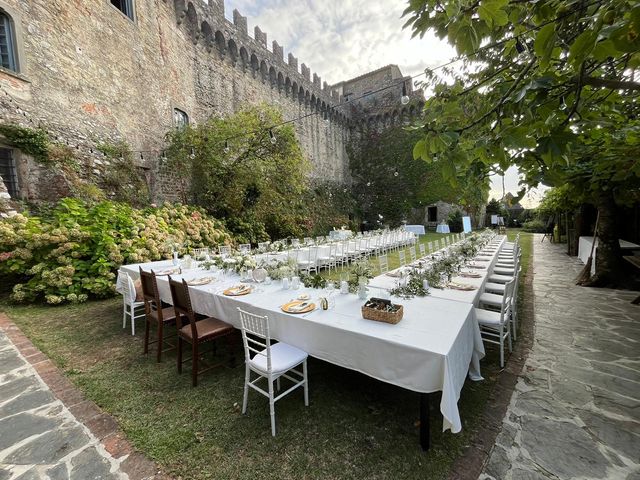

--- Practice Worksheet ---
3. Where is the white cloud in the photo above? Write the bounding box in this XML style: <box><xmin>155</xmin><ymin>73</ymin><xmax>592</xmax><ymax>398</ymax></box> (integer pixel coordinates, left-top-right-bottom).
<box><xmin>223</xmin><ymin>0</ymin><xmax>454</xmax><ymax>85</ymax></box>
<box><xmin>489</xmin><ymin>166</ymin><xmax>548</xmax><ymax>208</ymax></box>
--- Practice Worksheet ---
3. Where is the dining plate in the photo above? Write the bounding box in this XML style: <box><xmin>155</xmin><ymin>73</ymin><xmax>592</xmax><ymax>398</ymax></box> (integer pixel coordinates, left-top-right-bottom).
<box><xmin>459</xmin><ymin>272</ymin><xmax>482</xmax><ymax>278</ymax></box>
<box><xmin>297</xmin><ymin>294</ymin><xmax>311</xmax><ymax>301</ymax></box>
<box><xmin>447</xmin><ymin>282</ymin><xmax>477</xmax><ymax>291</ymax></box>
<box><xmin>188</xmin><ymin>276</ymin><xmax>214</xmax><ymax>286</ymax></box>
<box><xmin>385</xmin><ymin>270</ymin><xmax>405</xmax><ymax>278</ymax></box>
<box><xmin>223</xmin><ymin>285</ymin><xmax>252</xmax><ymax>296</ymax></box>
<box><xmin>155</xmin><ymin>268</ymin><xmax>180</xmax><ymax>276</ymax></box>
<box><xmin>281</xmin><ymin>301</ymin><xmax>315</xmax><ymax>314</ymax></box>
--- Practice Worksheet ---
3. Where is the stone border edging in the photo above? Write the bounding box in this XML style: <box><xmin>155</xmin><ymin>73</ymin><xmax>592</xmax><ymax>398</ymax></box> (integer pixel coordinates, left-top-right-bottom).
<box><xmin>448</xmin><ymin>247</ymin><xmax>536</xmax><ymax>480</ymax></box>
<box><xmin>0</xmin><ymin>313</ymin><xmax>171</xmax><ymax>480</ymax></box>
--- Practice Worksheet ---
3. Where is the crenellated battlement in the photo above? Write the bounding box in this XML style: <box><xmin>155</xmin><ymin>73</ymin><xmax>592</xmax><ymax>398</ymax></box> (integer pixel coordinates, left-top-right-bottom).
<box><xmin>167</xmin><ymin>0</ymin><xmax>349</xmax><ymax>125</ymax></box>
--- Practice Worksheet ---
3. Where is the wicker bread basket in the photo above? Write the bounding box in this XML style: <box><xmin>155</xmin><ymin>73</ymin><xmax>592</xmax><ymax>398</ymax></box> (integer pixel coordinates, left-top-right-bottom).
<box><xmin>361</xmin><ymin>300</ymin><xmax>404</xmax><ymax>324</ymax></box>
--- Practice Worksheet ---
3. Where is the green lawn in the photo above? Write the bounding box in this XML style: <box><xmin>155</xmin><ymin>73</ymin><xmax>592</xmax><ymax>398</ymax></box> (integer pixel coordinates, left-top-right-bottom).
<box><xmin>1</xmin><ymin>230</ymin><xmax>533</xmax><ymax>480</ymax></box>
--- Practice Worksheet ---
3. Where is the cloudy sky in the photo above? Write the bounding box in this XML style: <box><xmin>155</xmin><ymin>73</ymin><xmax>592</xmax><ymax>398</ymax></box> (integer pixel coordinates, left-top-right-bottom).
<box><xmin>222</xmin><ymin>0</ymin><xmax>544</xmax><ymax>207</ymax></box>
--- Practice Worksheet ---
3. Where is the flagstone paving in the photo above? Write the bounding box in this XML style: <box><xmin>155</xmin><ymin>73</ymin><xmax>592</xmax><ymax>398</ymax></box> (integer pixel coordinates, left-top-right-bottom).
<box><xmin>480</xmin><ymin>236</ymin><xmax>640</xmax><ymax>480</ymax></box>
<box><xmin>0</xmin><ymin>330</ymin><xmax>129</xmax><ymax>480</ymax></box>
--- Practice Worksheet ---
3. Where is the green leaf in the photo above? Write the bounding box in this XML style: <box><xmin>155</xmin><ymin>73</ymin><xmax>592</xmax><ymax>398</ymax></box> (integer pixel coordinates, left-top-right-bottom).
<box><xmin>454</xmin><ymin>24</ymin><xmax>480</xmax><ymax>55</ymax></box>
<box><xmin>569</xmin><ymin>30</ymin><xmax>597</xmax><ymax>66</ymax></box>
<box><xmin>413</xmin><ymin>139</ymin><xmax>427</xmax><ymax>160</ymax></box>
<box><xmin>441</xmin><ymin>157</ymin><xmax>457</xmax><ymax>181</ymax></box>
<box><xmin>478</xmin><ymin>0</ymin><xmax>509</xmax><ymax>27</ymax></box>
<box><xmin>534</xmin><ymin>23</ymin><xmax>556</xmax><ymax>69</ymax></box>
<box><xmin>592</xmin><ymin>39</ymin><xmax>620</xmax><ymax>60</ymax></box>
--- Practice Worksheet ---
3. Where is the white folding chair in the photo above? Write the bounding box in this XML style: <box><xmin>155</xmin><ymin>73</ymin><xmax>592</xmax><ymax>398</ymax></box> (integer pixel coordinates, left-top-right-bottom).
<box><xmin>219</xmin><ymin>245</ymin><xmax>231</xmax><ymax>257</ymax></box>
<box><xmin>480</xmin><ymin>267</ymin><xmax>522</xmax><ymax>341</ymax></box>
<box><xmin>378</xmin><ymin>254</ymin><xmax>389</xmax><ymax>274</ymax></box>
<box><xmin>398</xmin><ymin>250</ymin><xmax>407</xmax><ymax>266</ymax></box>
<box><xmin>475</xmin><ymin>277</ymin><xmax>515</xmax><ymax>368</ymax></box>
<box><xmin>239</xmin><ymin>243</ymin><xmax>251</xmax><ymax>254</ymax></box>
<box><xmin>317</xmin><ymin>244</ymin><xmax>336</xmax><ymax>272</ymax></box>
<box><xmin>419</xmin><ymin>243</ymin><xmax>426</xmax><ymax>257</ymax></box>
<box><xmin>427</xmin><ymin>241</ymin><xmax>434</xmax><ymax>253</ymax></box>
<box><xmin>117</xmin><ymin>272</ymin><xmax>145</xmax><ymax>336</ymax></box>
<box><xmin>297</xmin><ymin>247</ymin><xmax>318</xmax><ymax>274</ymax></box>
<box><xmin>409</xmin><ymin>246</ymin><xmax>417</xmax><ymax>263</ymax></box>
<box><xmin>238</xmin><ymin>308</ymin><xmax>309</xmax><ymax>436</ymax></box>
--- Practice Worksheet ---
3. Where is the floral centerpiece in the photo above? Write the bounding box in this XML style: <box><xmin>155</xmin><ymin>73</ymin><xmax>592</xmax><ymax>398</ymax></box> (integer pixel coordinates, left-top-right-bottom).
<box><xmin>258</xmin><ymin>258</ymin><xmax>295</xmax><ymax>280</ymax></box>
<box><xmin>350</xmin><ymin>259</ymin><xmax>373</xmax><ymax>297</ymax></box>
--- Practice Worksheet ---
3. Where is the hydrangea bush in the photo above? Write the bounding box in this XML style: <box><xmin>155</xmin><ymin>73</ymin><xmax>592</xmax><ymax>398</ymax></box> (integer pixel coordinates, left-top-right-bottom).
<box><xmin>0</xmin><ymin>199</ymin><xmax>232</xmax><ymax>304</ymax></box>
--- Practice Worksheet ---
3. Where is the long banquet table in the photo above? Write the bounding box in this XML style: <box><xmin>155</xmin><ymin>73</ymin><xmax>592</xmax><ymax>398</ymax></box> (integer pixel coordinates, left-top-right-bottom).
<box><xmin>117</xmin><ymin>239</ymin><xmax>499</xmax><ymax>450</ymax></box>
<box><xmin>369</xmin><ymin>236</ymin><xmax>507</xmax><ymax>307</ymax></box>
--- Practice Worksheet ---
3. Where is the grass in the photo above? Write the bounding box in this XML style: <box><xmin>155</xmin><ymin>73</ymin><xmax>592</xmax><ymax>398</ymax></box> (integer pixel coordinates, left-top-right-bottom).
<box><xmin>1</xmin><ymin>230</ymin><xmax>533</xmax><ymax>480</ymax></box>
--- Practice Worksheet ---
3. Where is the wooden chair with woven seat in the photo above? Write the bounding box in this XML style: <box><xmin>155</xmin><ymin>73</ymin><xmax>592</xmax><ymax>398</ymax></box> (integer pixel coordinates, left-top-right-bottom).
<box><xmin>168</xmin><ymin>277</ymin><xmax>236</xmax><ymax>387</ymax></box>
<box><xmin>139</xmin><ymin>268</ymin><xmax>178</xmax><ymax>362</ymax></box>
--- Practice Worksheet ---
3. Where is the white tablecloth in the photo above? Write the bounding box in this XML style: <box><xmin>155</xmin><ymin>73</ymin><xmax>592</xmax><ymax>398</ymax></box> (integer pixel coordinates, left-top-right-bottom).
<box><xmin>405</xmin><ymin>225</ymin><xmax>426</xmax><ymax>235</ymax></box>
<box><xmin>436</xmin><ymin>224</ymin><xmax>450</xmax><ymax>234</ymax></box>
<box><xmin>117</xmin><ymin>263</ymin><xmax>485</xmax><ymax>433</ymax></box>
<box><xmin>369</xmin><ymin>236</ymin><xmax>506</xmax><ymax>307</ymax></box>
<box><xmin>578</xmin><ymin>236</ymin><xmax>640</xmax><ymax>275</ymax></box>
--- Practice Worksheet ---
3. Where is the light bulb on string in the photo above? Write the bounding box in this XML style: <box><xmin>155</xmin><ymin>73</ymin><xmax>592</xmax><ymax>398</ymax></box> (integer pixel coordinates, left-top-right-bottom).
<box><xmin>401</xmin><ymin>82</ymin><xmax>410</xmax><ymax>105</ymax></box>
<box><xmin>366</xmin><ymin>181</ymin><xmax>371</xmax><ymax>187</ymax></box>
<box><xmin>394</xmin><ymin>167</ymin><xmax>399</xmax><ymax>177</ymax></box>
<box><xmin>189</xmin><ymin>147</ymin><xmax>195</xmax><ymax>160</ymax></box>
<box><xmin>269</xmin><ymin>129</ymin><xmax>277</xmax><ymax>145</ymax></box>
<box><xmin>140</xmin><ymin>152</ymin><xmax>144</xmax><ymax>161</ymax></box>
<box><xmin>223</xmin><ymin>140</ymin><xmax>230</xmax><ymax>154</ymax></box>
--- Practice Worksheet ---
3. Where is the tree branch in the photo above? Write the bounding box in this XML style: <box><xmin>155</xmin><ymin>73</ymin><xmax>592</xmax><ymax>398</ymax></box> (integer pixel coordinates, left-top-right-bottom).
<box><xmin>456</xmin><ymin>57</ymin><xmax>536</xmax><ymax>133</ymax></box>
<box><xmin>562</xmin><ymin>62</ymin><xmax>586</xmax><ymax>126</ymax></box>
<box><xmin>581</xmin><ymin>76</ymin><xmax>640</xmax><ymax>91</ymax></box>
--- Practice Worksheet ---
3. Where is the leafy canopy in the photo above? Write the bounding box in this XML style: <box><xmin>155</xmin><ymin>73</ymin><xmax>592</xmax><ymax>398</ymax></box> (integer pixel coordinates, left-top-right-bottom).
<box><xmin>165</xmin><ymin>104</ymin><xmax>311</xmax><ymax>241</ymax></box>
<box><xmin>404</xmin><ymin>0</ymin><xmax>640</xmax><ymax>203</ymax></box>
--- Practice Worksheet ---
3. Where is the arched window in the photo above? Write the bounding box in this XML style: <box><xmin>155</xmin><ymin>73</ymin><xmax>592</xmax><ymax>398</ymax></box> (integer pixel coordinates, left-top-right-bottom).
<box><xmin>173</xmin><ymin>108</ymin><xmax>189</xmax><ymax>129</ymax></box>
<box><xmin>0</xmin><ymin>11</ymin><xmax>17</xmax><ymax>72</ymax></box>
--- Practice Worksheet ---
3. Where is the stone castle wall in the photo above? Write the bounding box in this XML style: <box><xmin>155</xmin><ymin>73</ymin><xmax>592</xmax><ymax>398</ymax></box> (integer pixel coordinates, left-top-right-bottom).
<box><xmin>0</xmin><ymin>0</ymin><xmax>352</xmax><ymax>203</ymax></box>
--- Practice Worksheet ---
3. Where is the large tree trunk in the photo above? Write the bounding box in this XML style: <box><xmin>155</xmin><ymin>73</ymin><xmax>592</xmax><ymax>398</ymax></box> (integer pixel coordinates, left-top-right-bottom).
<box><xmin>587</xmin><ymin>192</ymin><xmax>625</xmax><ymax>287</ymax></box>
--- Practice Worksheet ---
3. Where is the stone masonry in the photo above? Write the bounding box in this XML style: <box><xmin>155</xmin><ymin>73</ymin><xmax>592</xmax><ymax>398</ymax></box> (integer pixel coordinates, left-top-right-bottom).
<box><xmin>480</xmin><ymin>236</ymin><xmax>640</xmax><ymax>480</ymax></box>
<box><xmin>0</xmin><ymin>328</ymin><xmax>130</xmax><ymax>479</ymax></box>
<box><xmin>0</xmin><ymin>0</ymin><xmax>425</xmax><ymax>204</ymax></box>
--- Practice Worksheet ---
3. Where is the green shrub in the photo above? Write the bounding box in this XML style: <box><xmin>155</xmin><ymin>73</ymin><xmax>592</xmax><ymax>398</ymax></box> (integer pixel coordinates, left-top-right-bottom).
<box><xmin>522</xmin><ymin>219</ymin><xmax>547</xmax><ymax>233</ymax></box>
<box><xmin>0</xmin><ymin>199</ymin><xmax>232</xmax><ymax>304</ymax></box>
<box><xmin>223</xmin><ymin>214</ymin><xmax>269</xmax><ymax>245</ymax></box>
<box><xmin>448</xmin><ymin>210</ymin><xmax>463</xmax><ymax>233</ymax></box>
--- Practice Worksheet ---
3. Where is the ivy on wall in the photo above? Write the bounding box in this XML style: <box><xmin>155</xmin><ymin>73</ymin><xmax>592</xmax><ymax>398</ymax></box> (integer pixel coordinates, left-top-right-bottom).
<box><xmin>0</xmin><ymin>124</ymin><xmax>49</xmax><ymax>162</ymax></box>
<box><xmin>0</xmin><ymin>123</ymin><xmax>151</xmax><ymax>208</ymax></box>
<box><xmin>348</xmin><ymin>126</ymin><xmax>463</xmax><ymax>227</ymax></box>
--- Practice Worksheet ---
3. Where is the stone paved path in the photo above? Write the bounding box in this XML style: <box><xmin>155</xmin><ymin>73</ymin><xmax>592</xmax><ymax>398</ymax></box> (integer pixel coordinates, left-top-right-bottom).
<box><xmin>481</xmin><ymin>236</ymin><xmax>640</xmax><ymax>480</ymax></box>
<box><xmin>0</xmin><ymin>329</ymin><xmax>129</xmax><ymax>480</ymax></box>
